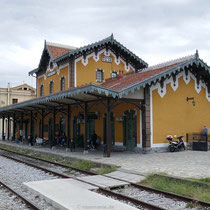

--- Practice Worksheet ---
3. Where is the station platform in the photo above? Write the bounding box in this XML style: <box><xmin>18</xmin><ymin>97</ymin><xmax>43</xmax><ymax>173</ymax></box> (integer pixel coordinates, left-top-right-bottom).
<box><xmin>1</xmin><ymin>140</ymin><xmax>210</xmax><ymax>178</ymax></box>
<box><xmin>106</xmin><ymin>171</ymin><xmax>145</xmax><ymax>183</ymax></box>
<box><xmin>24</xmin><ymin>178</ymin><xmax>137</xmax><ymax>210</ymax></box>
<box><xmin>76</xmin><ymin>175</ymin><xmax>129</xmax><ymax>188</ymax></box>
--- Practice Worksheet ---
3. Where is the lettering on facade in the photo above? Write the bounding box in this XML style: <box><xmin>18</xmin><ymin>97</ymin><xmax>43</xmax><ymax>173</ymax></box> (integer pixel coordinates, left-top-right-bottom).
<box><xmin>102</xmin><ymin>56</ymin><xmax>112</xmax><ymax>63</ymax></box>
<box><xmin>47</xmin><ymin>71</ymin><xmax>56</xmax><ymax>77</ymax></box>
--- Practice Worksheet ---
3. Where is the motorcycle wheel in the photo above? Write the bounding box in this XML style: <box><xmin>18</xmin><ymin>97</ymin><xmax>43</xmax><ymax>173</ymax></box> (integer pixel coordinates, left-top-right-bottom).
<box><xmin>170</xmin><ymin>146</ymin><xmax>175</xmax><ymax>152</ymax></box>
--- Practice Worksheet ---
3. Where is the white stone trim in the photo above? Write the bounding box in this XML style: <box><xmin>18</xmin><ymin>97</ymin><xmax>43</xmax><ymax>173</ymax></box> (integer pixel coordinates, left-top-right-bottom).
<box><xmin>114</xmin><ymin>142</ymin><xmax>123</xmax><ymax>146</ymax></box>
<box><xmin>74</xmin><ymin>48</ymin><xmax>136</xmax><ymax>86</ymax></box>
<box><xmin>60</xmin><ymin>75</ymin><xmax>66</xmax><ymax>80</ymax></box>
<box><xmin>38</xmin><ymin>74</ymin><xmax>44</xmax><ymax>79</ymax></box>
<box><xmin>137</xmin><ymin>144</ymin><xmax>141</xmax><ymax>148</ymax></box>
<box><xmin>150</xmin><ymin>70</ymin><xmax>210</xmax><ymax>101</ymax></box>
<box><xmin>151</xmin><ymin>143</ymin><xmax>168</xmax><ymax>148</ymax></box>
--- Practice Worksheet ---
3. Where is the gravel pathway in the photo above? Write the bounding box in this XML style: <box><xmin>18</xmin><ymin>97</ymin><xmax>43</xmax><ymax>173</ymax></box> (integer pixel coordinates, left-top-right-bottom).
<box><xmin>113</xmin><ymin>186</ymin><xmax>199</xmax><ymax>210</ymax></box>
<box><xmin>0</xmin><ymin>184</ymin><xmax>31</xmax><ymax>210</ymax></box>
<box><xmin>1</xmin><ymin>151</ymin><xmax>86</xmax><ymax>178</ymax></box>
<box><xmin>0</xmin><ymin>156</ymin><xmax>59</xmax><ymax>210</ymax></box>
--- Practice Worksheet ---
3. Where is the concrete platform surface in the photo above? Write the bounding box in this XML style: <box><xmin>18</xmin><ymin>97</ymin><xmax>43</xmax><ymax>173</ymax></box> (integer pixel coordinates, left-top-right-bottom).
<box><xmin>24</xmin><ymin>178</ymin><xmax>137</xmax><ymax>210</ymax></box>
<box><xmin>76</xmin><ymin>175</ymin><xmax>129</xmax><ymax>188</ymax></box>
<box><xmin>106</xmin><ymin>171</ymin><xmax>145</xmax><ymax>183</ymax></box>
<box><xmin>2</xmin><ymin>141</ymin><xmax>210</xmax><ymax>178</ymax></box>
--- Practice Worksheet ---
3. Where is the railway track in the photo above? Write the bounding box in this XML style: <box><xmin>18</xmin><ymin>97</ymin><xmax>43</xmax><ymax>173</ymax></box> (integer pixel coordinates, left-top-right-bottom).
<box><xmin>0</xmin><ymin>179</ymin><xmax>41</xmax><ymax>210</ymax></box>
<box><xmin>0</xmin><ymin>147</ymin><xmax>210</xmax><ymax>209</ymax></box>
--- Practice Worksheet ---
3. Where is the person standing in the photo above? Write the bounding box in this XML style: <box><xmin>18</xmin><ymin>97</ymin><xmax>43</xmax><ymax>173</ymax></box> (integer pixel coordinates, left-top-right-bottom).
<box><xmin>202</xmin><ymin>126</ymin><xmax>208</xmax><ymax>142</ymax></box>
<box><xmin>91</xmin><ymin>131</ymin><xmax>97</xmax><ymax>149</ymax></box>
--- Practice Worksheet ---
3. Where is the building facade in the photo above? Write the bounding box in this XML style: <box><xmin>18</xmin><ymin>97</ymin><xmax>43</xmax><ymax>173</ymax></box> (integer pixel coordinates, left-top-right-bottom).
<box><xmin>0</xmin><ymin>35</ymin><xmax>209</xmax><ymax>156</ymax></box>
<box><xmin>0</xmin><ymin>83</ymin><xmax>36</xmax><ymax>139</ymax></box>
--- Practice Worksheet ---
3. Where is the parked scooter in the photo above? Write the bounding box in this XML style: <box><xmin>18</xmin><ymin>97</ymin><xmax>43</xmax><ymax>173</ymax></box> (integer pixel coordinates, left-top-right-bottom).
<box><xmin>167</xmin><ymin>135</ymin><xmax>185</xmax><ymax>152</ymax></box>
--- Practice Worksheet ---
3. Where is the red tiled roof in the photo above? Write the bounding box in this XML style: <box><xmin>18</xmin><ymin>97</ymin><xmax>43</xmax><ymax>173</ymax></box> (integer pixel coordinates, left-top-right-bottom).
<box><xmin>101</xmin><ymin>54</ymin><xmax>195</xmax><ymax>91</ymax></box>
<box><xmin>47</xmin><ymin>45</ymin><xmax>74</xmax><ymax>59</ymax></box>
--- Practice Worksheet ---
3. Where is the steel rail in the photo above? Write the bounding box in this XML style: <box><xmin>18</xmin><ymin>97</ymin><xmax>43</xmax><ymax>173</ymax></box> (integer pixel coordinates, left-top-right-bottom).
<box><xmin>0</xmin><ymin>152</ymin><xmax>165</xmax><ymax>210</ymax></box>
<box><xmin>0</xmin><ymin>179</ymin><xmax>41</xmax><ymax>210</ymax></box>
<box><xmin>0</xmin><ymin>147</ymin><xmax>95</xmax><ymax>175</ymax></box>
<box><xmin>1</xmin><ymin>148</ymin><xmax>210</xmax><ymax>208</ymax></box>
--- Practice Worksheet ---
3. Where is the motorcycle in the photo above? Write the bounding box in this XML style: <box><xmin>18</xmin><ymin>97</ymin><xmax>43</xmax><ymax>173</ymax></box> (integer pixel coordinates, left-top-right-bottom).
<box><xmin>167</xmin><ymin>135</ymin><xmax>185</xmax><ymax>152</ymax></box>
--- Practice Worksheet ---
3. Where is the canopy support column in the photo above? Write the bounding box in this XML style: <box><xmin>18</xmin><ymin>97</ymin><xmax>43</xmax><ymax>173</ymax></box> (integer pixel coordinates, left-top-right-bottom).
<box><xmin>52</xmin><ymin>107</ymin><xmax>56</xmax><ymax>149</ymax></box>
<box><xmin>106</xmin><ymin>98</ymin><xmax>111</xmax><ymax>157</ymax></box>
<box><xmin>7</xmin><ymin>115</ymin><xmax>10</xmax><ymax>140</ymax></box>
<box><xmin>66</xmin><ymin>105</ymin><xmax>71</xmax><ymax>151</ymax></box>
<box><xmin>30</xmin><ymin>111</ymin><xmax>33</xmax><ymax>139</ymax></box>
<box><xmin>2</xmin><ymin>116</ymin><xmax>5</xmax><ymax>140</ymax></box>
<box><xmin>41</xmin><ymin>109</ymin><xmax>44</xmax><ymax>139</ymax></box>
<box><xmin>20</xmin><ymin>113</ymin><xmax>24</xmax><ymax>142</ymax></box>
<box><xmin>84</xmin><ymin>102</ymin><xmax>88</xmax><ymax>153</ymax></box>
<box><xmin>13</xmin><ymin>114</ymin><xmax>16</xmax><ymax>140</ymax></box>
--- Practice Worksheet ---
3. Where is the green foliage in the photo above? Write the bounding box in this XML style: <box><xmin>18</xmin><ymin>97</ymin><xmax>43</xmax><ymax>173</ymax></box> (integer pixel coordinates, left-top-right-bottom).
<box><xmin>70</xmin><ymin>160</ymin><xmax>97</xmax><ymax>171</ymax></box>
<box><xmin>140</xmin><ymin>174</ymin><xmax>210</xmax><ymax>203</ymax></box>
<box><xmin>94</xmin><ymin>166</ymin><xmax>118</xmax><ymax>175</ymax></box>
<box><xmin>186</xmin><ymin>202</ymin><xmax>195</xmax><ymax>208</ymax></box>
<box><xmin>195</xmin><ymin>177</ymin><xmax>210</xmax><ymax>184</ymax></box>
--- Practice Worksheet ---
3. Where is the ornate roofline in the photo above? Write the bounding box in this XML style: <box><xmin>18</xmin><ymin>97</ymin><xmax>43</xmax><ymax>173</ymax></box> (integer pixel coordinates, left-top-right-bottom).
<box><xmin>140</xmin><ymin>53</ymin><xmax>196</xmax><ymax>73</ymax></box>
<box><xmin>118</xmin><ymin>57</ymin><xmax>210</xmax><ymax>98</ymax></box>
<box><xmin>0</xmin><ymin>84</ymin><xmax>118</xmax><ymax>113</ymax></box>
<box><xmin>54</xmin><ymin>35</ymin><xmax>148</xmax><ymax>67</ymax></box>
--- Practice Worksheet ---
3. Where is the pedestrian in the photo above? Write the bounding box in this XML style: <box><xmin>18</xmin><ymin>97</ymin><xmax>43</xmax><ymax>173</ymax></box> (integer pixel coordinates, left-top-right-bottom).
<box><xmin>91</xmin><ymin>131</ymin><xmax>97</xmax><ymax>149</ymax></box>
<box><xmin>202</xmin><ymin>126</ymin><xmax>208</xmax><ymax>142</ymax></box>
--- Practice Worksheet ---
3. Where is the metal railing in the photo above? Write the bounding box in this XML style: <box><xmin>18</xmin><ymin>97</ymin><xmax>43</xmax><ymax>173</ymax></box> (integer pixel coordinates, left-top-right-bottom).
<box><xmin>186</xmin><ymin>133</ymin><xmax>209</xmax><ymax>151</ymax></box>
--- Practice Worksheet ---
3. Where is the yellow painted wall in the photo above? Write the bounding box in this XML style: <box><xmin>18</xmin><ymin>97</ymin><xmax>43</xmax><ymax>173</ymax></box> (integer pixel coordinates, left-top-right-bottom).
<box><xmin>76</xmin><ymin>52</ymin><xmax>134</xmax><ymax>86</ymax></box>
<box><xmin>152</xmin><ymin>76</ymin><xmax>210</xmax><ymax>144</ymax></box>
<box><xmin>33</xmin><ymin>101</ymin><xmax>141</xmax><ymax>146</ymax></box>
<box><xmin>37</xmin><ymin>66</ymin><xmax>68</xmax><ymax>97</ymax></box>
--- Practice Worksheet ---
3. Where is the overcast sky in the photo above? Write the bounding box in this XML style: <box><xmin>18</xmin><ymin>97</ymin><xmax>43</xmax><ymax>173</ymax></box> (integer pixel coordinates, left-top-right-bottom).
<box><xmin>0</xmin><ymin>0</ymin><xmax>210</xmax><ymax>88</ymax></box>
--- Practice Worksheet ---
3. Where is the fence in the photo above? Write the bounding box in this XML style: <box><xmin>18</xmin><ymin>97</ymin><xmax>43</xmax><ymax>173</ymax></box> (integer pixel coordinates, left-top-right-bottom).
<box><xmin>186</xmin><ymin>132</ymin><xmax>209</xmax><ymax>151</ymax></box>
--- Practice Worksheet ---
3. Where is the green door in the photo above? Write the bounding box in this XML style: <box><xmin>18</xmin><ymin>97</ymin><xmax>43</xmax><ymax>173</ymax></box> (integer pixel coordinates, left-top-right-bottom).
<box><xmin>103</xmin><ymin>113</ymin><xmax>115</xmax><ymax>146</ymax></box>
<box><xmin>88</xmin><ymin>119</ymin><xmax>95</xmax><ymax>140</ymax></box>
<box><xmin>124</xmin><ymin>111</ymin><xmax>137</xmax><ymax>151</ymax></box>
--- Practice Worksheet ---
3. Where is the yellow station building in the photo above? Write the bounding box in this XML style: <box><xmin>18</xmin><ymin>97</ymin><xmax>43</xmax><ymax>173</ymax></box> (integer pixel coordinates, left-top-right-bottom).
<box><xmin>0</xmin><ymin>35</ymin><xmax>209</xmax><ymax>156</ymax></box>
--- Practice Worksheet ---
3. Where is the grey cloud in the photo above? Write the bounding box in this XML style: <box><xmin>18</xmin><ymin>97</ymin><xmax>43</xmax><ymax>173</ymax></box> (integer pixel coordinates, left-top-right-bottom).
<box><xmin>0</xmin><ymin>0</ymin><xmax>210</xmax><ymax>87</ymax></box>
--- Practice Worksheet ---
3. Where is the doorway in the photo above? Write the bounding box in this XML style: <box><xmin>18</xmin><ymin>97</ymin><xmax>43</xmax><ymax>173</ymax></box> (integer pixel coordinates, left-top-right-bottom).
<box><xmin>123</xmin><ymin>110</ymin><xmax>137</xmax><ymax>151</ymax></box>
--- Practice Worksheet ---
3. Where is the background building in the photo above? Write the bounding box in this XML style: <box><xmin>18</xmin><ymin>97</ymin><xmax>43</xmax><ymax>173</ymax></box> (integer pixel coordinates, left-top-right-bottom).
<box><xmin>0</xmin><ymin>83</ymin><xmax>36</xmax><ymax>138</ymax></box>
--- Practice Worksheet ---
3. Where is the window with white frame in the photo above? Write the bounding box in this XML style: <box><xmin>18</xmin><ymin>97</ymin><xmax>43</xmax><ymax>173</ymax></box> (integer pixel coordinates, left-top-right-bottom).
<box><xmin>96</xmin><ymin>69</ymin><xmax>104</xmax><ymax>83</ymax></box>
<box><xmin>111</xmin><ymin>71</ymin><xmax>117</xmax><ymax>79</ymax></box>
<box><xmin>49</xmin><ymin>81</ymin><xmax>54</xmax><ymax>94</ymax></box>
<box><xmin>60</xmin><ymin>77</ymin><xmax>65</xmax><ymax>91</ymax></box>
<box><xmin>40</xmin><ymin>85</ymin><xmax>44</xmax><ymax>97</ymax></box>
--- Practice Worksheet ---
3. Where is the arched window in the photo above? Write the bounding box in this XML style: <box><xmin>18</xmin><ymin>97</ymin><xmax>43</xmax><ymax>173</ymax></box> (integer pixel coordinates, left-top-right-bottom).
<box><xmin>60</xmin><ymin>77</ymin><xmax>65</xmax><ymax>91</ymax></box>
<box><xmin>40</xmin><ymin>85</ymin><xmax>44</xmax><ymax>97</ymax></box>
<box><xmin>96</xmin><ymin>69</ymin><xmax>104</xmax><ymax>83</ymax></box>
<box><xmin>49</xmin><ymin>81</ymin><xmax>54</xmax><ymax>94</ymax></box>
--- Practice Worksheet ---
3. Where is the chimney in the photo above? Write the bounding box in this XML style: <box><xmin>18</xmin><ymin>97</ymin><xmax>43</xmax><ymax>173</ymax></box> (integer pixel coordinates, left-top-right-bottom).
<box><xmin>117</xmin><ymin>70</ymin><xmax>123</xmax><ymax>80</ymax></box>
